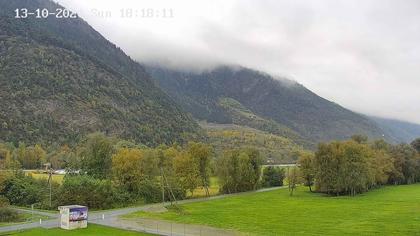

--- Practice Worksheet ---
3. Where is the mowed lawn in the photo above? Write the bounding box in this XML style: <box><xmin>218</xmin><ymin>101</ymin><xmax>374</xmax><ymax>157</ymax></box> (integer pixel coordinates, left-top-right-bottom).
<box><xmin>124</xmin><ymin>184</ymin><xmax>420</xmax><ymax>235</ymax></box>
<box><xmin>0</xmin><ymin>224</ymin><xmax>152</xmax><ymax>236</ymax></box>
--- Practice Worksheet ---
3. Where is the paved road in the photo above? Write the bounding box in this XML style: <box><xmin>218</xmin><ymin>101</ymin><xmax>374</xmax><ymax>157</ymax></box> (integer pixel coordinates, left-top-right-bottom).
<box><xmin>2</xmin><ymin>186</ymin><xmax>286</xmax><ymax>235</ymax></box>
<box><xmin>11</xmin><ymin>208</ymin><xmax>58</xmax><ymax>218</ymax></box>
<box><xmin>0</xmin><ymin>220</ymin><xmax>58</xmax><ymax>233</ymax></box>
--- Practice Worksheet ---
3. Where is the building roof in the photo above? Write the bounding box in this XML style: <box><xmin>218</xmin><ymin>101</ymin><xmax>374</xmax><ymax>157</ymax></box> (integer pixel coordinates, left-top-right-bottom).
<box><xmin>58</xmin><ymin>205</ymin><xmax>87</xmax><ymax>210</ymax></box>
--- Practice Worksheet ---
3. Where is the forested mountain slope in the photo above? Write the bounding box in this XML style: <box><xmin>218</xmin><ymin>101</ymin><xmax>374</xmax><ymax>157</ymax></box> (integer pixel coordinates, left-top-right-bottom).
<box><xmin>0</xmin><ymin>0</ymin><xmax>200</xmax><ymax>146</ymax></box>
<box><xmin>202</xmin><ymin>122</ymin><xmax>304</xmax><ymax>163</ymax></box>
<box><xmin>371</xmin><ymin>117</ymin><xmax>420</xmax><ymax>143</ymax></box>
<box><xmin>147</xmin><ymin>65</ymin><xmax>389</xmax><ymax>145</ymax></box>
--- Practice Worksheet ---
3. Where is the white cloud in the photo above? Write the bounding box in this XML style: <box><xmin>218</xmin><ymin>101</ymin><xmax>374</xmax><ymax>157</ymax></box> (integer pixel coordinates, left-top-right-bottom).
<box><xmin>57</xmin><ymin>0</ymin><xmax>420</xmax><ymax>123</ymax></box>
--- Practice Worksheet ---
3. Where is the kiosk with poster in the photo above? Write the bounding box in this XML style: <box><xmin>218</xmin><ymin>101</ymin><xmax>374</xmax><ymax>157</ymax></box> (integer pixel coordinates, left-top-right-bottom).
<box><xmin>58</xmin><ymin>205</ymin><xmax>88</xmax><ymax>230</ymax></box>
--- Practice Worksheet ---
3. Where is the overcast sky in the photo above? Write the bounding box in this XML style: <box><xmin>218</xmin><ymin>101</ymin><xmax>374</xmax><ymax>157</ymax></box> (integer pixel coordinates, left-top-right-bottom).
<box><xmin>57</xmin><ymin>0</ymin><xmax>420</xmax><ymax>124</ymax></box>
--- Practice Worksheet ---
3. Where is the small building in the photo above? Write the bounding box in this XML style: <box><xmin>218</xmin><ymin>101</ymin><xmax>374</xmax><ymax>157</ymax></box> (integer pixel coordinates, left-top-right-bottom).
<box><xmin>58</xmin><ymin>205</ymin><xmax>88</xmax><ymax>230</ymax></box>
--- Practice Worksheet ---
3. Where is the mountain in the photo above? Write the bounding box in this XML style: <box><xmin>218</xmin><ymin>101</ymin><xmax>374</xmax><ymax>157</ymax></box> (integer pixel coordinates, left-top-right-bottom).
<box><xmin>0</xmin><ymin>0</ymin><xmax>200</xmax><ymax>146</ymax></box>
<box><xmin>371</xmin><ymin>117</ymin><xmax>420</xmax><ymax>143</ymax></box>
<box><xmin>147</xmin><ymin>65</ymin><xmax>390</xmax><ymax>146</ymax></box>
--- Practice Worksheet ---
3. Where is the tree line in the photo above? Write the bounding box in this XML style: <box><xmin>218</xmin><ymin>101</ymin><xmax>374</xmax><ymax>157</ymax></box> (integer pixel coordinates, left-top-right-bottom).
<box><xmin>298</xmin><ymin>136</ymin><xmax>420</xmax><ymax>196</ymax></box>
<box><xmin>0</xmin><ymin>133</ymin><xmax>277</xmax><ymax>210</ymax></box>
<box><xmin>3</xmin><ymin>132</ymin><xmax>413</xmax><ymax>210</ymax></box>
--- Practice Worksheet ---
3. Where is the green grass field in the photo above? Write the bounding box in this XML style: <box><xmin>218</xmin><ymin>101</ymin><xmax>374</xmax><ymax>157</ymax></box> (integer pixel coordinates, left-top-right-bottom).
<box><xmin>124</xmin><ymin>184</ymin><xmax>420</xmax><ymax>235</ymax></box>
<box><xmin>0</xmin><ymin>224</ymin><xmax>152</xmax><ymax>236</ymax></box>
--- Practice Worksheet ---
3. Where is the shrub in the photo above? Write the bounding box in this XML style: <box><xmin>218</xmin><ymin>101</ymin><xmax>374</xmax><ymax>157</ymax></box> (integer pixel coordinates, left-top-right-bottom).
<box><xmin>1</xmin><ymin>174</ymin><xmax>45</xmax><ymax>206</ymax></box>
<box><xmin>57</xmin><ymin>175</ymin><xmax>117</xmax><ymax>209</ymax></box>
<box><xmin>136</xmin><ymin>179</ymin><xmax>162</xmax><ymax>203</ymax></box>
<box><xmin>0</xmin><ymin>207</ymin><xmax>19</xmax><ymax>222</ymax></box>
<box><xmin>0</xmin><ymin>196</ymin><xmax>9</xmax><ymax>207</ymax></box>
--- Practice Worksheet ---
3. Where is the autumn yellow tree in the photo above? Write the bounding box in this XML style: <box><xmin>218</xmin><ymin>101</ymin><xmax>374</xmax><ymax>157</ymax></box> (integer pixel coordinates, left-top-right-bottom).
<box><xmin>170</xmin><ymin>147</ymin><xmax>199</xmax><ymax>196</ymax></box>
<box><xmin>298</xmin><ymin>151</ymin><xmax>315</xmax><ymax>192</ymax></box>
<box><xmin>0</xmin><ymin>146</ymin><xmax>11</xmax><ymax>169</ymax></box>
<box><xmin>112</xmin><ymin>148</ymin><xmax>145</xmax><ymax>192</ymax></box>
<box><xmin>187</xmin><ymin>142</ymin><xmax>212</xmax><ymax>196</ymax></box>
<box><xmin>16</xmin><ymin>144</ymin><xmax>46</xmax><ymax>169</ymax></box>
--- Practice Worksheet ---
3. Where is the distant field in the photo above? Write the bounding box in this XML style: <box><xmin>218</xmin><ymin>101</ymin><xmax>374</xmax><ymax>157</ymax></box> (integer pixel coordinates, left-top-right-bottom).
<box><xmin>0</xmin><ymin>224</ymin><xmax>152</xmax><ymax>236</ymax></box>
<box><xmin>29</xmin><ymin>173</ymin><xmax>64</xmax><ymax>184</ymax></box>
<box><xmin>187</xmin><ymin>177</ymin><xmax>219</xmax><ymax>198</ymax></box>
<box><xmin>124</xmin><ymin>184</ymin><xmax>420</xmax><ymax>235</ymax></box>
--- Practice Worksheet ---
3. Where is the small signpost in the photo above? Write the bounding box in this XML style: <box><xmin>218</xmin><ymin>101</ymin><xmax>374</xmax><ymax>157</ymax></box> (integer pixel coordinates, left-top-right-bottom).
<box><xmin>58</xmin><ymin>205</ymin><xmax>88</xmax><ymax>230</ymax></box>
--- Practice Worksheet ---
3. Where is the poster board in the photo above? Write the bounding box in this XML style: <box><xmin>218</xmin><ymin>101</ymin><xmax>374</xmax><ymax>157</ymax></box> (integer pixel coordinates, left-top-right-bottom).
<box><xmin>58</xmin><ymin>205</ymin><xmax>88</xmax><ymax>230</ymax></box>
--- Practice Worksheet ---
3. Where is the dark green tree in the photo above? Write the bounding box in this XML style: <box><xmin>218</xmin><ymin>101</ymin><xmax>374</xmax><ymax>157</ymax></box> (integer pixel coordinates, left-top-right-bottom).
<box><xmin>79</xmin><ymin>133</ymin><xmax>115</xmax><ymax>179</ymax></box>
<box><xmin>389</xmin><ymin>144</ymin><xmax>418</xmax><ymax>184</ymax></box>
<box><xmin>217</xmin><ymin>148</ymin><xmax>262</xmax><ymax>194</ymax></box>
<box><xmin>262</xmin><ymin>166</ymin><xmax>285</xmax><ymax>187</ymax></box>
<box><xmin>411</xmin><ymin>138</ymin><xmax>420</xmax><ymax>153</ymax></box>
<box><xmin>187</xmin><ymin>142</ymin><xmax>212</xmax><ymax>196</ymax></box>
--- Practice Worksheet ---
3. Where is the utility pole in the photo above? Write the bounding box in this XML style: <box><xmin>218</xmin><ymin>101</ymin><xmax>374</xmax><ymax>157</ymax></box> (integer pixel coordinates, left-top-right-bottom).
<box><xmin>47</xmin><ymin>168</ymin><xmax>53</xmax><ymax>207</ymax></box>
<box><xmin>161</xmin><ymin>167</ymin><xmax>165</xmax><ymax>207</ymax></box>
<box><xmin>162</xmin><ymin>168</ymin><xmax>178</xmax><ymax>206</ymax></box>
<box><xmin>287</xmin><ymin>166</ymin><xmax>290</xmax><ymax>192</ymax></box>
<box><xmin>49</xmin><ymin>180</ymin><xmax>51</xmax><ymax>207</ymax></box>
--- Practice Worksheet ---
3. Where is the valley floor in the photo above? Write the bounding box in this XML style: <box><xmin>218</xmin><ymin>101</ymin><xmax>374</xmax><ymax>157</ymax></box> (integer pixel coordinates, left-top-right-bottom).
<box><xmin>123</xmin><ymin>184</ymin><xmax>420</xmax><ymax>235</ymax></box>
